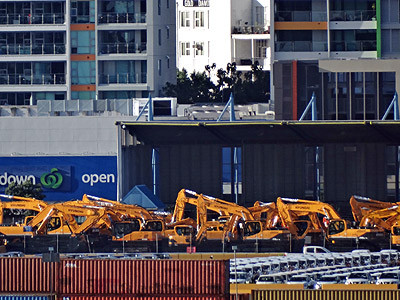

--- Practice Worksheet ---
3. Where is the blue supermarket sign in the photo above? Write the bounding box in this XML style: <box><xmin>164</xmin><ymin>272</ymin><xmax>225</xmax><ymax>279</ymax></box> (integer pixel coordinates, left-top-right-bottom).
<box><xmin>0</xmin><ymin>156</ymin><xmax>117</xmax><ymax>201</ymax></box>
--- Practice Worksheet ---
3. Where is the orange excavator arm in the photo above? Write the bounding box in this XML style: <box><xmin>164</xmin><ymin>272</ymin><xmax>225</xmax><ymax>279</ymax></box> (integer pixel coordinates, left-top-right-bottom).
<box><xmin>350</xmin><ymin>195</ymin><xmax>396</xmax><ymax>223</ymax></box>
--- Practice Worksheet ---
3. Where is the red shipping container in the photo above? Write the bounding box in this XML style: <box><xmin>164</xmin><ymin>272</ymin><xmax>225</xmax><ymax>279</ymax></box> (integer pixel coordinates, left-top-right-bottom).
<box><xmin>0</xmin><ymin>258</ymin><xmax>55</xmax><ymax>293</ymax></box>
<box><xmin>57</xmin><ymin>259</ymin><xmax>229</xmax><ymax>296</ymax></box>
<box><xmin>60</xmin><ymin>296</ymin><xmax>229</xmax><ymax>300</ymax></box>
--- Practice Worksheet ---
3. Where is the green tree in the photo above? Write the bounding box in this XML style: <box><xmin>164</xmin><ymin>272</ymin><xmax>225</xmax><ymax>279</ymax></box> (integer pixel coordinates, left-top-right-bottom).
<box><xmin>5</xmin><ymin>179</ymin><xmax>46</xmax><ymax>200</ymax></box>
<box><xmin>163</xmin><ymin>63</ymin><xmax>270</xmax><ymax>104</ymax></box>
<box><xmin>163</xmin><ymin>68</ymin><xmax>215</xmax><ymax>104</ymax></box>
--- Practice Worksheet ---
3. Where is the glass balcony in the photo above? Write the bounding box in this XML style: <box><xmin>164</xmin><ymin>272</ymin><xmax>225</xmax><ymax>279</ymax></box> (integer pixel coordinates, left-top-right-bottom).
<box><xmin>0</xmin><ymin>74</ymin><xmax>66</xmax><ymax>85</ymax></box>
<box><xmin>275</xmin><ymin>41</ymin><xmax>328</xmax><ymax>52</ymax></box>
<box><xmin>99</xmin><ymin>42</ymin><xmax>146</xmax><ymax>54</ymax></box>
<box><xmin>275</xmin><ymin>11</ymin><xmax>327</xmax><ymax>22</ymax></box>
<box><xmin>232</xmin><ymin>25</ymin><xmax>269</xmax><ymax>34</ymax></box>
<box><xmin>330</xmin><ymin>10</ymin><xmax>376</xmax><ymax>21</ymax></box>
<box><xmin>99</xmin><ymin>73</ymin><xmax>147</xmax><ymax>84</ymax></box>
<box><xmin>0</xmin><ymin>44</ymin><xmax>66</xmax><ymax>55</ymax></box>
<box><xmin>331</xmin><ymin>40</ymin><xmax>376</xmax><ymax>51</ymax></box>
<box><xmin>98</xmin><ymin>12</ymin><xmax>146</xmax><ymax>24</ymax></box>
<box><xmin>0</xmin><ymin>13</ymin><xmax>65</xmax><ymax>25</ymax></box>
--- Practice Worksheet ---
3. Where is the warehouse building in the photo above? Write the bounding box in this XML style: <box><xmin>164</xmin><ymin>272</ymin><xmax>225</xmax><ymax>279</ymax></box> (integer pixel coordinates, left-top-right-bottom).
<box><xmin>117</xmin><ymin>120</ymin><xmax>400</xmax><ymax>217</ymax></box>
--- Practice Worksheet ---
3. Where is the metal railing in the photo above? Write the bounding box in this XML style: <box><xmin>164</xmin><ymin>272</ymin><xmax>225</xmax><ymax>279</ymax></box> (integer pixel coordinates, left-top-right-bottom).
<box><xmin>99</xmin><ymin>42</ymin><xmax>146</xmax><ymax>54</ymax></box>
<box><xmin>275</xmin><ymin>10</ymin><xmax>327</xmax><ymax>22</ymax></box>
<box><xmin>0</xmin><ymin>13</ymin><xmax>65</xmax><ymax>25</ymax></box>
<box><xmin>330</xmin><ymin>10</ymin><xmax>376</xmax><ymax>21</ymax></box>
<box><xmin>0</xmin><ymin>44</ymin><xmax>66</xmax><ymax>55</ymax></box>
<box><xmin>275</xmin><ymin>41</ymin><xmax>328</xmax><ymax>52</ymax></box>
<box><xmin>99</xmin><ymin>73</ymin><xmax>147</xmax><ymax>84</ymax></box>
<box><xmin>98</xmin><ymin>12</ymin><xmax>146</xmax><ymax>24</ymax></box>
<box><xmin>232</xmin><ymin>25</ymin><xmax>269</xmax><ymax>34</ymax></box>
<box><xmin>233</xmin><ymin>57</ymin><xmax>270</xmax><ymax>66</ymax></box>
<box><xmin>0</xmin><ymin>74</ymin><xmax>66</xmax><ymax>85</ymax></box>
<box><xmin>331</xmin><ymin>40</ymin><xmax>376</xmax><ymax>51</ymax></box>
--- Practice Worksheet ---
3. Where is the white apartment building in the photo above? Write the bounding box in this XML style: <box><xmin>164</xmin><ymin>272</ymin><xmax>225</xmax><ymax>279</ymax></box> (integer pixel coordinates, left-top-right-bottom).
<box><xmin>176</xmin><ymin>0</ymin><xmax>271</xmax><ymax>76</ymax></box>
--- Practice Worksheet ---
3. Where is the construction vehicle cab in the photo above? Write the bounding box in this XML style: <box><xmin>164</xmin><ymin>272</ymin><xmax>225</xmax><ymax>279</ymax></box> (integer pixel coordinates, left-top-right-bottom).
<box><xmin>168</xmin><ymin>225</ymin><xmax>195</xmax><ymax>247</ymax></box>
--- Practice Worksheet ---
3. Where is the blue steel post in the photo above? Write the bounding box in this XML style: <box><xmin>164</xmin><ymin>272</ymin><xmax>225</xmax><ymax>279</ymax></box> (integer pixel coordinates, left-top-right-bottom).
<box><xmin>299</xmin><ymin>92</ymin><xmax>320</xmax><ymax>200</ymax></box>
<box><xmin>217</xmin><ymin>92</ymin><xmax>235</xmax><ymax>122</ymax></box>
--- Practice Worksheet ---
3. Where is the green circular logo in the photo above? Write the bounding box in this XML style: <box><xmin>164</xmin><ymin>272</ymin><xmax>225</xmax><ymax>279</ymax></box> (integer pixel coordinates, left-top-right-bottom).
<box><xmin>40</xmin><ymin>168</ymin><xmax>63</xmax><ymax>189</ymax></box>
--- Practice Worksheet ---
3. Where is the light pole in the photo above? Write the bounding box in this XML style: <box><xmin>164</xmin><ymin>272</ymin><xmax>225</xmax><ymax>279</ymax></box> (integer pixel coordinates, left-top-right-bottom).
<box><xmin>232</xmin><ymin>245</ymin><xmax>238</xmax><ymax>300</ymax></box>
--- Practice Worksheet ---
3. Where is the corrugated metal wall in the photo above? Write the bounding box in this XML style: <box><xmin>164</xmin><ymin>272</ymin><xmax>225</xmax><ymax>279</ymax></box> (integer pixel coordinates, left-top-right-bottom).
<box><xmin>0</xmin><ymin>258</ymin><xmax>54</xmax><ymax>293</ymax></box>
<box><xmin>253</xmin><ymin>289</ymin><xmax>400</xmax><ymax>300</ymax></box>
<box><xmin>159</xmin><ymin>145</ymin><xmax>222</xmax><ymax>205</ymax></box>
<box><xmin>242</xmin><ymin>144</ymin><xmax>305</xmax><ymax>206</ymax></box>
<box><xmin>57</xmin><ymin>259</ymin><xmax>229</xmax><ymax>296</ymax></box>
<box><xmin>122</xmin><ymin>145</ymin><xmax>153</xmax><ymax>196</ymax></box>
<box><xmin>325</xmin><ymin>143</ymin><xmax>387</xmax><ymax>217</ymax></box>
<box><xmin>122</xmin><ymin>140</ymin><xmax>390</xmax><ymax>209</ymax></box>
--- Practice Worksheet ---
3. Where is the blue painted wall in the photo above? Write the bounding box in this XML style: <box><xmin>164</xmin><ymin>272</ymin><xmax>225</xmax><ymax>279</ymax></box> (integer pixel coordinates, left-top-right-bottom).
<box><xmin>0</xmin><ymin>156</ymin><xmax>117</xmax><ymax>201</ymax></box>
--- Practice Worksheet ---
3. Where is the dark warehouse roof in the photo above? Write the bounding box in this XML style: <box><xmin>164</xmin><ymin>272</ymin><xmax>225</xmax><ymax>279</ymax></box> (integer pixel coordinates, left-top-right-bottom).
<box><xmin>116</xmin><ymin>120</ymin><xmax>400</xmax><ymax>146</ymax></box>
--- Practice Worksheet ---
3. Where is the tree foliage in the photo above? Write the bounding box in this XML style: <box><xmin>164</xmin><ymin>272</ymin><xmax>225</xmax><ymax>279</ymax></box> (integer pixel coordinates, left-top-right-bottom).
<box><xmin>163</xmin><ymin>62</ymin><xmax>270</xmax><ymax>104</ymax></box>
<box><xmin>5</xmin><ymin>180</ymin><xmax>46</xmax><ymax>200</ymax></box>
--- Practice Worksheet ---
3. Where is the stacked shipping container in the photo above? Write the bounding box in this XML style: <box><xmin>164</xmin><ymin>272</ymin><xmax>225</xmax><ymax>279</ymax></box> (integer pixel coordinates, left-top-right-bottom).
<box><xmin>0</xmin><ymin>258</ymin><xmax>229</xmax><ymax>300</ymax></box>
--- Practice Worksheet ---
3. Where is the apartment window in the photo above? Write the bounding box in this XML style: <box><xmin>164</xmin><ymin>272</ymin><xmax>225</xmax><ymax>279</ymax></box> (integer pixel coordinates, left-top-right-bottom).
<box><xmin>194</xmin><ymin>42</ymin><xmax>204</xmax><ymax>55</ymax></box>
<box><xmin>166</xmin><ymin>26</ymin><xmax>170</xmax><ymax>39</ymax></box>
<box><xmin>195</xmin><ymin>11</ymin><xmax>204</xmax><ymax>27</ymax></box>
<box><xmin>158</xmin><ymin>29</ymin><xmax>161</xmax><ymax>46</ymax></box>
<box><xmin>166</xmin><ymin>56</ymin><xmax>170</xmax><ymax>68</ymax></box>
<box><xmin>71</xmin><ymin>0</ymin><xmax>95</xmax><ymax>24</ymax></box>
<box><xmin>158</xmin><ymin>59</ymin><xmax>162</xmax><ymax>76</ymax></box>
<box><xmin>256</xmin><ymin>40</ymin><xmax>269</xmax><ymax>57</ymax></box>
<box><xmin>71</xmin><ymin>31</ymin><xmax>95</xmax><ymax>54</ymax></box>
<box><xmin>180</xmin><ymin>11</ymin><xmax>190</xmax><ymax>27</ymax></box>
<box><xmin>167</xmin><ymin>0</ymin><xmax>169</xmax><ymax>8</ymax></box>
<box><xmin>181</xmin><ymin>42</ymin><xmax>190</xmax><ymax>55</ymax></box>
<box><xmin>158</xmin><ymin>0</ymin><xmax>161</xmax><ymax>15</ymax></box>
<box><xmin>71</xmin><ymin>61</ymin><xmax>95</xmax><ymax>84</ymax></box>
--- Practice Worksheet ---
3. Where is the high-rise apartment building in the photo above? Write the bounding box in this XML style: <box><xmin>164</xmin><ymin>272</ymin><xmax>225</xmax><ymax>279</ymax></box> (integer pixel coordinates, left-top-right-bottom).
<box><xmin>176</xmin><ymin>0</ymin><xmax>271</xmax><ymax>76</ymax></box>
<box><xmin>271</xmin><ymin>0</ymin><xmax>400</xmax><ymax>121</ymax></box>
<box><xmin>0</xmin><ymin>0</ymin><xmax>176</xmax><ymax>105</ymax></box>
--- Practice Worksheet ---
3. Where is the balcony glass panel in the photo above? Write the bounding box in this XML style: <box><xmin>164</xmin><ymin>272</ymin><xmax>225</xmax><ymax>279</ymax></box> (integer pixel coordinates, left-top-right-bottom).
<box><xmin>275</xmin><ymin>11</ymin><xmax>326</xmax><ymax>22</ymax></box>
<box><xmin>0</xmin><ymin>13</ymin><xmax>65</xmax><ymax>25</ymax></box>
<box><xmin>275</xmin><ymin>41</ymin><xmax>328</xmax><ymax>52</ymax></box>
<box><xmin>99</xmin><ymin>42</ymin><xmax>146</xmax><ymax>54</ymax></box>
<box><xmin>98</xmin><ymin>12</ymin><xmax>146</xmax><ymax>24</ymax></box>
<box><xmin>0</xmin><ymin>74</ymin><xmax>65</xmax><ymax>85</ymax></box>
<box><xmin>331</xmin><ymin>40</ymin><xmax>376</xmax><ymax>51</ymax></box>
<box><xmin>330</xmin><ymin>10</ymin><xmax>376</xmax><ymax>21</ymax></box>
<box><xmin>0</xmin><ymin>44</ymin><xmax>66</xmax><ymax>55</ymax></box>
<box><xmin>99</xmin><ymin>73</ymin><xmax>147</xmax><ymax>84</ymax></box>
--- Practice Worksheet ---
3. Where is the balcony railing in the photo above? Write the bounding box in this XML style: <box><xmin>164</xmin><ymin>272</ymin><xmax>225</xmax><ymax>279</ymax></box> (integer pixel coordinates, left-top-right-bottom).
<box><xmin>232</xmin><ymin>25</ymin><xmax>270</xmax><ymax>34</ymax></box>
<box><xmin>275</xmin><ymin>41</ymin><xmax>328</xmax><ymax>52</ymax></box>
<box><xmin>0</xmin><ymin>43</ymin><xmax>66</xmax><ymax>55</ymax></box>
<box><xmin>98</xmin><ymin>12</ymin><xmax>146</xmax><ymax>24</ymax></box>
<box><xmin>233</xmin><ymin>57</ymin><xmax>270</xmax><ymax>66</ymax></box>
<box><xmin>99</xmin><ymin>73</ymin><xmax>147</xmax><ymax>84</ymax></box>
<box><xmin>0</xmin><ymin>13</ymin><xmax>65</xmax><ymax>25</ymax></box>
<box><xmin>99</xmin><ymin>42</ymin><xmax>147</xmax><ymax>54</ymax></box>
<box><xmin>275</xmin><ymin>10</ymin><xmax>327</xmax><ymax>22</ymax></box>
<box><xmin>0</xmin><ymin>74</ymin><xmax>66</xmax><ymax>85</ymax></box>
<box><xmin>331</xmin><ymin>40</ymin><xmax>376</xmax><ymax>51</ymax></box>
<box><xmin>330</xmin><ymin>10</ymin><xmax>376</xmax><ymax>21</ymax></box>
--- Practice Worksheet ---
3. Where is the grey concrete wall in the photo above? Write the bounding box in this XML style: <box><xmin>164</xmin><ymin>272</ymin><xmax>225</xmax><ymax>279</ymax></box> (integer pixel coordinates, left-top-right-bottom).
<box><xmin>0</xmin><ymin>115</ymin><xmax>137</xmax><ymax>156</ymax></box>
